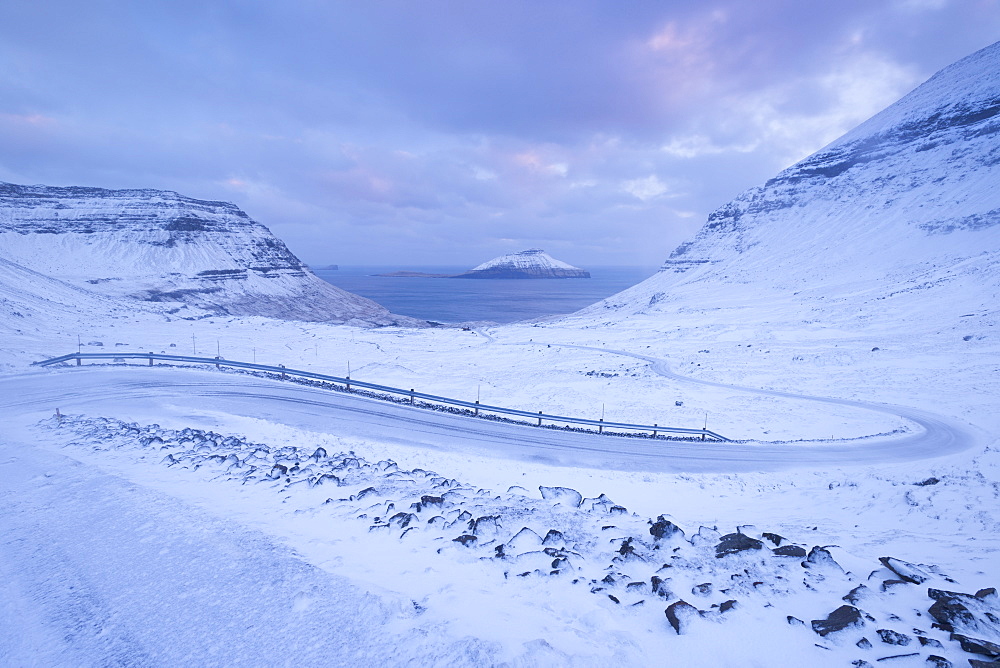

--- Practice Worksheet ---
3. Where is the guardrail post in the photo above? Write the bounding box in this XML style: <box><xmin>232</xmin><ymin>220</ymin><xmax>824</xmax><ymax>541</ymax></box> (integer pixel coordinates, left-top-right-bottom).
<box><xmin>652</xmin><ymin>423</ymin><xmax>657</xmax><ymax>437</ymax></box>
<box><xmin>701</xmin><ymin>430</ymin><xmax>706</xmax><ymax>441</ymax></box>
<box><xmin>215</xmin><ymin>356</ymin><xmax>221</xmax><ymax>370</ymax></box>
<box><xmin>76</xmin><ymin>354</ymin><xmax>81</xmax><ymax>366</ymax></box>
<box><xmin>598</xmin><ymin>418</ymin><xmax>603</xmax><ymax>434</ymax></box>
<box><xmin>537</xmin><ymin>411</ymin><xmax>542</xmax><ymax>426</ymax></box>
<box><xmin>346</xmin><ymin>376</ymin><xmax>350</xmax><ymax>391</ymax></box>
<box><xmin>148</xmin><ymin>352</ymin><xmax>153</xmax><ymax>367</ymax></box>
<box><xmin>409</xmin><ymin>389</ymin><xmax>414</xmax><ymax>405</ymax></box>
<box><xmin>279</xmin><ymin>364</ymin><xmax>286</xmax><ymax>380</ymax></box>
<box><xmin>474</xmin><ymin>400</ymin><xmax>479</xmax><ymax>416</ymax></box>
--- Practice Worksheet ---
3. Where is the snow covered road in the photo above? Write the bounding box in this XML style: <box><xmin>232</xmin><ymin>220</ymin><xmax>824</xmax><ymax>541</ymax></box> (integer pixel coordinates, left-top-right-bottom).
<box><xmin>0</xmin><ymin>361</ymin><xmax>979</xmax><ymax>474</ymax></box>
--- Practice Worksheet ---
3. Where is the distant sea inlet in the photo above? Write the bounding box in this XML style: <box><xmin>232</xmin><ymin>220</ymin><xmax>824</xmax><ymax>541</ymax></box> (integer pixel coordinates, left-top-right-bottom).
<box><xmin>313</xmin><ymin>265</ymin><xmax>658</xmax><ymax>324</ymax></box>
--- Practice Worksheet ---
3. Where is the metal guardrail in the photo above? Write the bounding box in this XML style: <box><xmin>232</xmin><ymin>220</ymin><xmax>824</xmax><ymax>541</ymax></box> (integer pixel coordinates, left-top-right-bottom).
<box><xmin>33</xmin><ymin>351</ymin><xmax>730</xmax><ymax>442</ymax></box>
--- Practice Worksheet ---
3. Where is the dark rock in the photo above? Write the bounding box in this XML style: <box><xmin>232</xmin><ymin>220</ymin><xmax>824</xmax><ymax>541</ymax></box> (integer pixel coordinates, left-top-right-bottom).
<box><xmin>917</xmin><ymin>636</ymin><xmax>943</xmax><ymax>648</ymax></box>
<box><xmin>773</xmin><ymin>545</ymin><xmax>807</xmax><ymax>557</ymax></box>
<box><xmin>419</xmin><ymin>494</ymin><xmax>444</xmax><ymax>508</ymax></box>
<box><xmin>650</xmin><ymin>576</ymin><xmax>673</xmax><ymax>599</ymax></box>
<box><xmin>852</xmin><ymin>661</ymin><xmax>874</xmax><ymax>668</ymax></box>
<box><xmin>626</xmin><ymin>581</ymin><xmax>646</xmax><ymax>592</ymax></box>
<box><xmin>617</xmin><ymin>537</ymin><xmax>637</xmax><ymax>557</ymax></box>
<box><xmin>950</xmin><ymin>632</ymin><xmax>1000</xmax><ymax>657</ymax></box>
<box><xmin>915</xmin><ymin>477</ymin><xmax>940</xmax><ymax>486</ymax></box>
<box><xmin>762</xmin><ymin>532</ymin><xmax>785</xmax><ymax>546</ymax></box>
<box><xmin>452</xmin><ymin>534</ymin><xmax>477</xmax><ymax>546</ymax></box>
<box><xmin>880</xmin><ymin>557</ymin><xmax>930</xmax><ymax>584</ymax></box>
<box><xmin>665</xmin><ymin>600</ymin><xmax>701</xmax><ymax>634</ymax></box>
<box><xmin>715</xmin><ymin>533</ymin><xmax>764</xmax><ymax>558</ymax></box>
<box><xmin>924</xmin><ymin>656</ymin><xmax>951</xmax><ymax>668</ymax></box>
<box><xmin>968</xmin><ymin>659</ymin><xmax>1000</xmax><ymax>668</ymax></box>
<box><xmin>311</xmin><ymin>447</ymin><xmax>327</xmax><ymax>461</ymax></box>
<box><xmin>649</xmin><ymin>515</ymin><xmax>685</xmax><ymax>541</ymax></box>
<box><xmin>882</xmin><ymin>579</ymin><xmax>909</xmax><ymax>592</ymax></box>
<box><xmin>812</xmin><ymin>605</ymin><xmax>866</xmax><ymax>637</ymax></box>
<box><xmin>387</xmin><ymin>512</ymin><xmax>416</xmax><ymax>529</ymax></box>
<box><xmin>877</xmin><ymin>629</ymin><xmax>912</xmax><ymax>646</ymax></box>
<box><xmin>978</xmin><ymin>588</ymin><xmax>999</xmax><ymax>602</ymax></box>
<box><xmin>541</xmin><ymin>529</ymin><xmax>564</xmax><ymax>546</ymax></box>
<box><xmin>845</xmin><ymin>584</ymin><xmax>873</xmax><ymax>605</ymax></box>
<box><xmin>691</xmin><ymin>582</ymin><xmax>713</xmax><ymax>596</ymax></box>
<box><xmin>718</xmin><ymin>599</ymin><xmax>738</xmax><ymax>614</ymax></box>
<box><xmin>787</xmin><ymin>615</ymin><xmax>805</xmax><ymax>626</ymax></box>
<box><xmin>927</xmin><ymin>588</ymin><xmax>1000</xmax><ymax>636</ymax></box>
<box><xmin>857</xmin><ymin>637</ymin><xmax>872</xmax><ymax>649</ymax></box>
<box><xmin>608</xmin><ymin>595</ymin><xmax>620</xmax><ymax>604</ymax></box>
<box><xmin>804</xmin><ymin>546</ymin><xmax>843</xmax><ymax>572</ymax></box>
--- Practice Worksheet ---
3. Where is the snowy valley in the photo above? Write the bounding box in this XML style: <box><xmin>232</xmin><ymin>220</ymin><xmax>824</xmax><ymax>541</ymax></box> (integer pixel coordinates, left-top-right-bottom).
<box><xmin>1</xmin><ymin>41</ymin><xmax>1000</xmax><ymax>668</ymax></box>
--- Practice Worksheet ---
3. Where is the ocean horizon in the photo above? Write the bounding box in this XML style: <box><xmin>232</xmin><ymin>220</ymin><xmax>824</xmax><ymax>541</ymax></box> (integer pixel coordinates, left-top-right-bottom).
<box><xmin>313</xmin><ymin>265</ymin><xmax>659</xmax><ymax>324</ymax></box>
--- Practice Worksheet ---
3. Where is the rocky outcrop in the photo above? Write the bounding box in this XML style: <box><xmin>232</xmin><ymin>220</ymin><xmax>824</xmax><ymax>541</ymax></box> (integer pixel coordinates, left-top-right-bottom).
<box><xmin>453</xmin><ymin>249</ymin><xmax>590</xmax><ymax>279</ymax></box>
<box><xmin>0</xmin><ymin>182</ymin><xmax>420</xmax><ymax>325</ymax></box>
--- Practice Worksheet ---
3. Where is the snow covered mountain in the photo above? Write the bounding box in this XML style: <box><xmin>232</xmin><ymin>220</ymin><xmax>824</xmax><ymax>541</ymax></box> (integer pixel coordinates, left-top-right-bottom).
<box><xmin>455</xmin><ymin>249</ymin><xmax>590</xmax><ymax>279</ymax></box>
<box><xmin>579</xmin><ymin>40</ymin><xmax>1000</xmax><ymax>337</ymax></box>
<box><xmin>0</xmin><ymin>183</ymin><xmax>419</xmax><ymax>325</ymax></box>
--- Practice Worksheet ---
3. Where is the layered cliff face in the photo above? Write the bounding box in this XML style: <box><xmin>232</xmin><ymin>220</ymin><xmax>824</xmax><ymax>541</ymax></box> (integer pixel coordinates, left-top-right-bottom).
<box><xmin>576</xmin><ymin>40</ymin><xmax>1000</xmax><ymax>335</ymax></box>
<box><xmin>455</xmin><ymin>249</ymin><xmax>590</xmax><ymax>279</ymax></box>
<box><xmin>0</xmin><ymin>183</ymin><xmax>419</xmax><ymax>325</ymax></box>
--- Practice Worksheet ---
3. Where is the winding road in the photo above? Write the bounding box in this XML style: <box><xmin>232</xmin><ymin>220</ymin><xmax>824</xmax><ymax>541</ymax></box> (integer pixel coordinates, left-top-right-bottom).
<box><xmin>0</xmin><ymin>339</ymin><xmax>981</xmax><ymax>473</ymax></box>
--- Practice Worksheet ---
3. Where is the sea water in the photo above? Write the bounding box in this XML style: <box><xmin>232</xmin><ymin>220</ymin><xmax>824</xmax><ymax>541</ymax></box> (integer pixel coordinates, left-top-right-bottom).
<box><xmin>313</xmin><ymin>265</ymin><xmax>659</xmax><ymax>324</ymax></box>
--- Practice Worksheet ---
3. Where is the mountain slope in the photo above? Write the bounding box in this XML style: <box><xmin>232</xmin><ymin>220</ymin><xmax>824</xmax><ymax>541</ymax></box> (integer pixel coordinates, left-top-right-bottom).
<box><xmin>0</xmin><ymin>183</ymin><xmax>420</xmax><ymax>326</ymax></box>
<box><xmin>575</xmin><ymin>40</ymin><xmax>1000</xmax><ymax>337</ymax></box>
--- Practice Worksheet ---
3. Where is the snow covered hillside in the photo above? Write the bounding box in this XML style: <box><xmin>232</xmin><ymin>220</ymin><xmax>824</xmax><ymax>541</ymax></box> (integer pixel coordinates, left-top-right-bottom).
<box><xmin>455</xmin><ymin>248</ymin><xmax>591</xmax><ymax>278</ymax></box>
<box><xmin>0</xmin><ymin>182</ymin><xmax>419</xmax><ymax>325</ymax></box>
<box><xmin>578</xmin><ymin>40</ymin><xmax>1000</xmax><ymax>340</ymax></box>
<box><xmin>2</xmin><ymin>42</ymin><xmax>1000</xmax><ymax>668</ymax></box>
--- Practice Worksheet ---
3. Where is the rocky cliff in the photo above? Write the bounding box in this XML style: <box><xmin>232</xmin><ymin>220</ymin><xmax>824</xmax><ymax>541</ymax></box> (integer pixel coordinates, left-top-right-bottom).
<box><xmin>0</xmin><ymin>183</ymin><xmax>420</xmax><ymax>325</ymax></box>
<box><xmin>454</xmin><ymin>249</ymin><xmax>590</xmax><ymax>279</ymax></box>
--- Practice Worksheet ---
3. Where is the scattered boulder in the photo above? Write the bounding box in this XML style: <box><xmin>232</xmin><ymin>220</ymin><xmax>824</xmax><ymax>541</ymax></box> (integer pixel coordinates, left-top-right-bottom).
<box><xmin>927</xmin><ymin>588</ymin><xmax>1000</xmax><ymax>637</ymax></box>
<box><xmin>541</xmin><ymin>529</ymin><xmax>565</xmax><ymax>546</ymax></box>
<box><xmin>691</xmin><ymin>582</ymin><xmax>713</xmax><ymax>597</ymax></box>
<box><xmin>762</xmin><ymin>532</ymin><xmax>785</xmax><ymax>546</ymax></box>
<box><xmin>915</xmin><ymin>477</ymin><xmax>940</xmax><ymax>486</ymax></box>
<box><xmin>950</xmin><ymin>633</ymin><xmax>1000</xmax><ymax>657</ymax></box>
<box><xmin>918</xmin><ymin>636</ymin><xmax>943</xmax><ymax>649</ymax></box>
<box><xmin>649</xmin><ymin>515</ymin><xmax>685</xmax><ymax>541</ymax></box>
<box><xmin>877</xmin><ymin>629</ymin><xmax>912</xmax><ymax>646</ymax></box>
<box><xmin>880</xmin><ymin>557</ymin><xmax>930</xmax><ymax>584</ymax></box>
<box><xmin>453</xmin><ymin>534</ymin><xmax>477</xmax><ymax>546</ymax></box>
<box><xmin>812</xmin><ymin>605</ymin><xmax>866</xmax><ymax>637</ymax></box>
<box><xmin>650</xmin><ymin>575</ymin><xmax>673</xmax><ymax>599</ymax></box>
<box><xmin>539</xmin><ymin>486</ymin><xmax>583</xmax><ymax>507</ymax></box>
<box><xmin>968</xmin><ymin>659</ymin><xmax>1000</xmax><ymax>668</ymax></box>
<box><xmin>844</xmin><ymin>584</ymin><xmax>873</xmax><ymax>605</ymax></box>
<box><xmin>715</xmin><ymin>533</ymin><xmax>764</xmax><ymax>558</ymax></box>
<box><xmin>804</xmin><ymin>546</ymin><xmax>844</xmax><ymax>572</ymax></box>
<box><xmin>925</xmin><ymin>656</ymin><xmax>952</xmax><ymax>668</ymax></box>
<box><xmin>881</xmin><ymin>579</ymin><xmax>909</xmax><ymax>592</ymax></box>
<box><xmin>773</xmin><ymin>545</ymin><xmax>807</xmax><ymax>558</ymax></box>
<box><xmin>507</xmin><ymin>527</ymin><xmax>544</xmax><ymax>553</ymax></box>
<box><xmin>856</xmin><ymin>637</ymin><xmax>872</xmax><ymax>649</ymax></box>
<box><xmin>665</xmin><ymin>600</ymin><xmax>700</xmax><ymax>634</ymax></box>
<box><xmin>787</xmin><ymin>616</ymin><xmax>805</xmax><ymax>627</ymax></box>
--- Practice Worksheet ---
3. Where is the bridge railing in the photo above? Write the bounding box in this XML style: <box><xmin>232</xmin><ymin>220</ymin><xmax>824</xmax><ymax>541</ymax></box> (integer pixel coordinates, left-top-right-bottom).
<box><xmin>33</xmin><ymin>351</ymin><xmax>730</xmax><ymax>442</ymax></box>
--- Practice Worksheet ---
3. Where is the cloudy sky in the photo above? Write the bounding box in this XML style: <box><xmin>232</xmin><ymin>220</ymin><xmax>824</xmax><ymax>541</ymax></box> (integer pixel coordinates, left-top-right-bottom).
<box><xmin>1</xmin><ymin>1</ymin><xmax>998</xmax><ymax>266</ymax></box>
